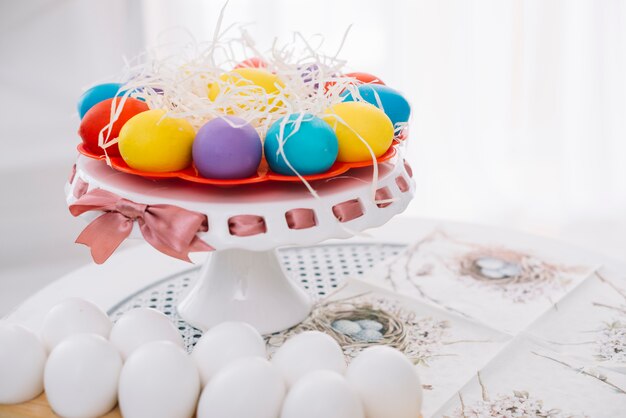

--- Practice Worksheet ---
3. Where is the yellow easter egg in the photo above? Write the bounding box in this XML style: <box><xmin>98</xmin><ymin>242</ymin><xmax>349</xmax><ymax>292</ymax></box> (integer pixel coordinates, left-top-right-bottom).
<box><xmin>323</xmin><ymin>102</ymin><xmax>394</xmax><ymax>163</ymax></box>
<box><xmin>208</xmin><ymin>68</ymin><xmax>284</xmax><ymax>112</ymax></box>
<box><xmin>118</xmin><ymin>110</ymin><xmax>195</xmax><ymax>172</ymax></box>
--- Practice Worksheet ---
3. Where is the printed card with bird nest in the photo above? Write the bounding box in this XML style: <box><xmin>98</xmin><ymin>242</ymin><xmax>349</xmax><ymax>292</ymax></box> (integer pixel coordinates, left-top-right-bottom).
<box><xmin>362</xmin><ymin>226</ymin><xmax>599</xmax><ymax>335</ymax></box>
<box><xmin>267</xmin><ymin>279</ymin><xmax>512</xmax><ymax>416</ymax></box>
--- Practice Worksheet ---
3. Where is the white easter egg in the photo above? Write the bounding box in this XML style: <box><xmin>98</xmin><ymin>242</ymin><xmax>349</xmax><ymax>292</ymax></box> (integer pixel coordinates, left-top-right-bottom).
<box><xmin>40</xmin><ymin>298</ymin><xmax>111</xmax><ymax>351</ymax></box>
<box><xmin>0</xmin><ymin>323</ymin><xmax>46</xmax><ymax>404</ymax></box>
<box><xmin>119</xmin><ymin>341</ymin><xmax>200</xmax><ymax>418</ymax></box>
<box><xmin>192</xmin><ymin>321</ymin><xmax>266</xmax><ymax>386</ymax></box>
<box><xmin>272</xmin><ymin>331</ymin><xmax>346</xmax><ymax>386</ymax></box>
<box><xmin>346</xmin><ymin>346</ymin><xmax>422</xmax><ymax>418</ymax></box>
<box><xmin>44</xmin><ymin>334</ymin><xmax>122</xmax><ymax>418</ymax></box>
<box><xmin>280</xmin><ymin>370</ymin><xmax>364</xmax><ymax>418</ymax></box>
<box><xmin>109</xmin><ymin>308</ymin><xmax>183</xmax><ymax>359</ymax></box>
<box><xmin>197</xmin><ymin>357</ymin><xmax>285</xmax><ymax>418</ymax></box>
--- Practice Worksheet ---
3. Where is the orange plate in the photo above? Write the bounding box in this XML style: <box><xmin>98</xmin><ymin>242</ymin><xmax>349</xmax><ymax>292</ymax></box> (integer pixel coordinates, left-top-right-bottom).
<box><xmin>77</xmin><ymin>141</ymin><xmax>399</xmax><ymax>186</ymax></box>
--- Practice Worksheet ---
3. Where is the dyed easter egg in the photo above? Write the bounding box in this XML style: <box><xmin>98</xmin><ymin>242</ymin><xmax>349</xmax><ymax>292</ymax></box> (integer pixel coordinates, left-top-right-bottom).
<box><xmin>300</xmin><ymin>64</ymin><xmax>320</xmax><ymax>85</ymax></box>
<box><xmin>322</xmin><ymin>102</ymin><xmax>394</xmax><ymax>163</ymax></box>
<box><xmin>78</xmin><ymin>97</ymin><xmax>149</xmax><ymax>156</ymax></box>
<box><xmin>234</xmin><ymin>57</ymin><xmax>268</xmax><ymax>69</ymax></box>
<box><xmin>118</xmin><ymin>110</ymin><xmax>195</xmax><ymax>172</ymax></box>
<box><xmin>192</xmin><ymin>116</ymin><xmax>262</xmax><ymax>179</ymax></box>
<box><xmin>342</xmin><ymin>84</ymin><xmax>411</xmax><ymax>127</ymax></box>
<box><xmin>264</xmin><ymin>114</ymin><xmax>338</xmax><ymax>176</ymax></box>
<box><xmin>208</xmin><ymin>68</ymin><xmax>284</xmax><ymax>112</ymax></box>
<box><xmin>344</xmin><ymin>72</ymin><xmax>385</xmax><ymax>85</ymax></box>
<box><xmin>324</xmin><ymin>72</ymin><xmax>384</xmax><ymax>94</ymax></box>
<box><xmin>77</xmin><ymin>83</ymin><xmax>125</xmax><ymax>119</ymax></box>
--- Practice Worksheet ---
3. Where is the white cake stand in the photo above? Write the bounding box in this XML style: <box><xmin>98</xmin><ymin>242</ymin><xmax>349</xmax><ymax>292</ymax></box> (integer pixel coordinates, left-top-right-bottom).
<box><xmin>66</xmin><ymin>154</ymin><xmax>415</xmax><ymax>334</ymax></box>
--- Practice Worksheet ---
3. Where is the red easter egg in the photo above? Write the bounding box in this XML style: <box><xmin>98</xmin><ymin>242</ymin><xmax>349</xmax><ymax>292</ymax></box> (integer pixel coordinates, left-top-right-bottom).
<box><xmin>234</xmin><ymin>57</ymin><xmax>268</xmax><ymax>69</ymax></box>
<box><xmin>344</xmin><ymin>72</ymin><xmax>385</xmax><ymax>85</ymax></box>
<box><xmin>78</xmin><ymin>97</ymin><xmax>149</xmax><ymax>156</ymax></box>
<box><xmin>324</xmin><ymin>72</ymin><xmax>386</xmax><ymax>95</ymax></box>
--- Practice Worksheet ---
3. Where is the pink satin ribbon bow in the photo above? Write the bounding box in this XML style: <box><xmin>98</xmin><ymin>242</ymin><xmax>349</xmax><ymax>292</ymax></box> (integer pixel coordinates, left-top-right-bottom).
<box><xmin>69</xmin><ymin>189</ymin><xmax>213</xmax><ymax>264</ymax></box>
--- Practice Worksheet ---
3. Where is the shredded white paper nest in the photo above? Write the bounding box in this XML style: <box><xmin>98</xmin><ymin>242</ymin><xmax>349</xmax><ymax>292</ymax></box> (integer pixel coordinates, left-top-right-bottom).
<box><xmin>93</xmin><ymin>4</ymin><xmax>404</xmax><ymax>205</ymax></box>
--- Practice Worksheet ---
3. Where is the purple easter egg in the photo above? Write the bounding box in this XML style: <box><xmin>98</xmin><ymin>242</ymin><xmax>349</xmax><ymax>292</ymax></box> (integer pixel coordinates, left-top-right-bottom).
<box><xmin>301</xmin><ymin>64</ymin><xmax>319</xmax><ymax>85</ymax></box>
<box><xmin>192</xmin><ymin>116</ymin><xmax>262</xmax><ymax>179</ymax></box>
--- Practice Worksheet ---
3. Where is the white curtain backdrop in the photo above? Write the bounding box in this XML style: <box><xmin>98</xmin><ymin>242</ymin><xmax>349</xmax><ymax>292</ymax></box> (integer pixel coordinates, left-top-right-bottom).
<box><xmin>1</xmin><ymin>0</ymin><xmax>624</xmax><ymax>314</ymax></box>
<box><xmin>141</xmin><ymin>0</ymin><xmax>626</xmax><ymax>255</ymax></box>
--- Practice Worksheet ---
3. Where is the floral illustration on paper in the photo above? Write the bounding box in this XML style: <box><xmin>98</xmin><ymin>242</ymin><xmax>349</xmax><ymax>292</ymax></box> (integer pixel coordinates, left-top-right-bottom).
<box><xmin>592</xmin><ymin>272</ymin><xmax>626</xmax><ymax>363</ymax></box>
<box><xmin>445</xmin><ymin>373</ymin><xmax>589</xmax><ymax>418</ymax></box>
<box><xmin>447</xmin><ymin>390</ymin><xmax>588</xmax><ymax>418</ymax></box>
<box><xmin>595</xmin><ymin>319</ymin><xmax>626</xmax><ymax>363</ymax></box>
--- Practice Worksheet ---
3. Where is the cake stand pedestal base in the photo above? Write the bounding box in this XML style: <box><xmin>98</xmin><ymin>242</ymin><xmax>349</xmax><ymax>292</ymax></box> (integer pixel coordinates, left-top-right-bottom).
<box><xmin>177</xmin><ymin>249</ymin><xmax>313</xmax><ymax>334</ymax></box>
<box><xmin>70</xmin><ymin>155</ymin><xmax>416</xmax><ymax>334</ymax></box>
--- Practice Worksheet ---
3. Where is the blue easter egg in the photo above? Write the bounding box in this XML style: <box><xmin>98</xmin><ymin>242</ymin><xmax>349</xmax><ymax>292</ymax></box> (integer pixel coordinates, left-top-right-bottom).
<box><xmin>77</xmin><ymin>83</ymin><xmax>125</xmax><ymax>119</ymax></box>
<box><xmin>264</xmin><ymin>113</ymin><xmax>338</xmax><ymax>176</ymax></box>
<box><xmin>342</xmin><ymin>84</ymin><xmax>411</xmax><ymax>127</ymax></box>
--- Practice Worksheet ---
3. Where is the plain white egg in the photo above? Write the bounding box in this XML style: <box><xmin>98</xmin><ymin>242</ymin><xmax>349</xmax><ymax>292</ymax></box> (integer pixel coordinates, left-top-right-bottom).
<box><xmin>0</xmin><ymin>323</ymin><xmax>46</xmax><ymax>404</ymax></box>
<box><xmin>109</xmin><ymin>308</ymin><xmax>183</xmax><ymax>359</ymax></box>
<box><xmin>192</xmin><ymin>321</ymin><xmax>266</xmax><ymax>386</ymax></box>
<box><xmin>272</xmin><ymin>331</ymin><xmax>346</xmax><ymax>386</ymax></box>
<box><xmin>280</xmin><ymin>370</ymin><xmax>364</xmax><ymax>418</ymax></box>
<box><xmin>197</xmin><ymin>357</ymin><xmax>285</xmax><ymax>418</ymax></box>
<box><xmin>118</xmin><ymin>341</ymin><xmax>200</xmax><ymax>418</ymax></box>
<box><xmin>346</xmin><ymin>346</ymin><xmax>422</xmax><ymax>418</ymax></box>
<box><xmin>44</xmin><ymin>334</ymin><xmax>122</xmax><ymax>418</ymax></box>
<box><xmin>40</xmin><ymin>298</ymin><xmax>111</xmax><ymax>352</ymax></box>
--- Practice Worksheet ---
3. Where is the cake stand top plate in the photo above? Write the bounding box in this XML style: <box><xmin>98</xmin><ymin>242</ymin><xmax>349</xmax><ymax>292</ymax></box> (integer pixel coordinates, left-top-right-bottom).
<box><xmin>67</xmin><ymin>154</ymin><xmax>415</xmax><ymax>251</ymax></box>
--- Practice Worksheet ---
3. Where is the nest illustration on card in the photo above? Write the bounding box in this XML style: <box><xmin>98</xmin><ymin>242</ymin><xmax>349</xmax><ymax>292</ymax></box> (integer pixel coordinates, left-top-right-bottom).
<box><xmin>385</xmin><ymin>229</ymin><xmax>588</xmax><ymax>305</ymax></box>
<box><xmin>267</xmin><ymin>293</ymin><xmax>451</xmax><ymax>365</ymax></box>
<box><xmin>456</xmin><ymin>247</ymin><xmax>577</xmax><ymax>303</ymax></box>
<box><xmin>446</xmin><ymin>373</ymin><xmax>589</xmax><ymax>418</ymax></box>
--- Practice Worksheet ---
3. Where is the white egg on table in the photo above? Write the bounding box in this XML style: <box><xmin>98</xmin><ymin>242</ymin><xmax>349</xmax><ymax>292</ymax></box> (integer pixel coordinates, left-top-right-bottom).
<box><xmin>109</xmin><ymin>308</ymin><xmax>183</xmax><ymax>359</ymax></box>
<box><xmin>197</xmin><ymin>357</ymin><xmax>285</xmax><ymax>418</ymax></box>
<box><xmin>0</xmin><ymin>323</ymin><xmax>47</xmax><ymax>404</ymax></box>
<box><xmin>192</xmin><ymin>321</ymin><xmax>266</xmax><ymax>386</ymax></box>
<box><xmin>272</xmin><ymin>331</ymin><xmax>346</xmax><ymax>387</ymax></box>
<box><xmin>346</xmin><ymin>346</ymin><xmax>422</xmax><ymax>418</ymax></box>
<box><xmin>44</xmin><ymin>334</ymin><xmax>122</xmax><ymax>418</ymax></box>
<box><xmin>118</xmin><ymin>341</ymin><xmax>200</xmax><ymax>418</ymax></box>
<box><xmin>280</xmin><ymin>370</ymin><xmax>364</xmax><ymax>418</ymax></box>
<box><xmin>40</xmin><ymin>298</ymin><xmax>111</xmax><ymax>352</ymax></box>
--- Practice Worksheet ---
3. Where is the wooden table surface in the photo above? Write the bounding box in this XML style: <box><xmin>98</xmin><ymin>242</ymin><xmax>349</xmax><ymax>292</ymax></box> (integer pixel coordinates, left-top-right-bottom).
<box><xmin>0</xmin><ymin>394</ymin><xmax>120</xmax><ymax>418</ymax></box>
